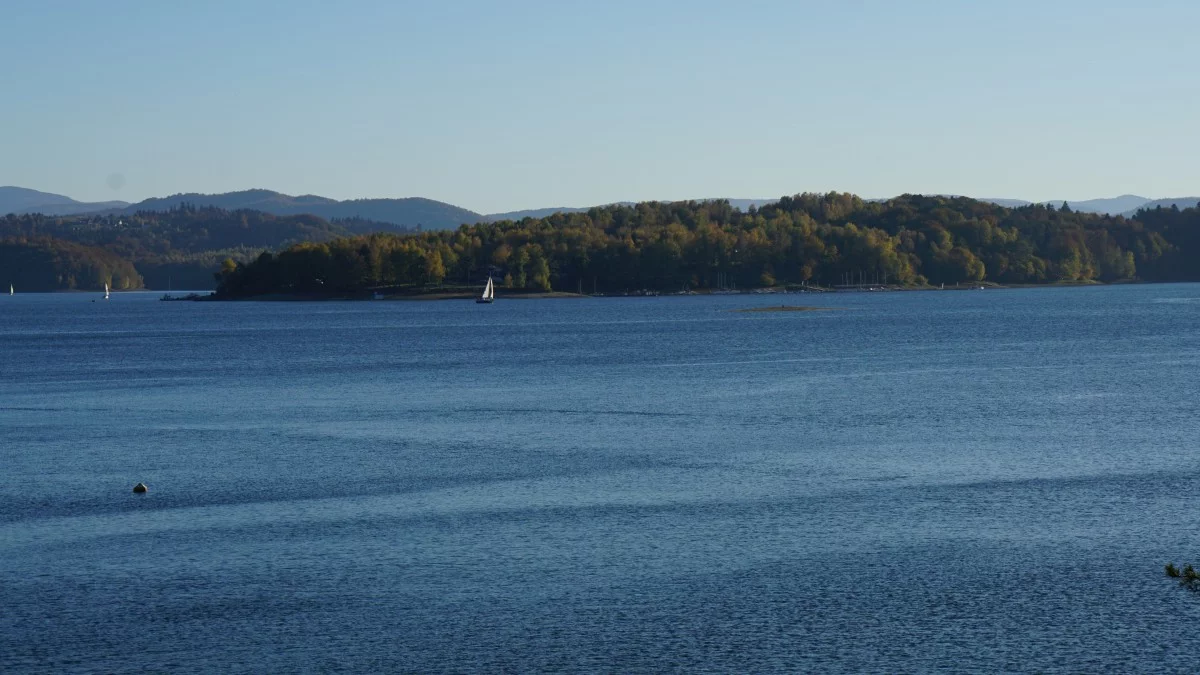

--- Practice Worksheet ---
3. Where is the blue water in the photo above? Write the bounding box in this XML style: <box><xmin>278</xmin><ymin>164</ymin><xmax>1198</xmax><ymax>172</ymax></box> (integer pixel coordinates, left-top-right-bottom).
<box><xmin>3</xmin><ymin>286</ymin><xmax>1200</xmax><ymax>672</ymax></box>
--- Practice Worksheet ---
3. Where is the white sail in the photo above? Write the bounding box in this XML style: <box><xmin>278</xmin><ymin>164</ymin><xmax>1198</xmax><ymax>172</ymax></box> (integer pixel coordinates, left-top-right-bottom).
<box><xmin>104</xmin><ymin>282</ymin><xmax>110</xmax><ymax>300</ymax></box>
<box><xmin>477</xmin><ymin>276</ymin><xmax>495</xmax><ymax>303</ymax></box>
<box><xmin>8</xmin><ymin>284</ymin><xmax>12</xmax><ymax>296</ymax></box>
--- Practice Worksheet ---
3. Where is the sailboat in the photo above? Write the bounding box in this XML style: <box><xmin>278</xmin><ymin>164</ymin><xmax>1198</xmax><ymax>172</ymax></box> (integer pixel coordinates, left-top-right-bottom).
<box><xmin>8</xmin><ymin>283</ymin><xmax>12</xmax><ymax>296</ymax></box>
<box><xmin>104</xmin><ymin>282</ymin><xmax>110</xmax><ymax>300</ymax></box>
<box><xmin>476</xmin><ymin>277</ymin><xmax>495</xmax><ymax>304</ymax></box>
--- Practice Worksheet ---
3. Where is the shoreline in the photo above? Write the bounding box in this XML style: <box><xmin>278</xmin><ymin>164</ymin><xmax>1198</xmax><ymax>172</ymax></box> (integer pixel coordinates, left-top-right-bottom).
<box><xmin>140</xmin><ymin>277</ymin><xmax>1166</xmax><ymax>301</ymax></box>
<box><xmin>208</xmin><ymin>290</ymin><xmax>589</xmax><ymax>302</ymax></box>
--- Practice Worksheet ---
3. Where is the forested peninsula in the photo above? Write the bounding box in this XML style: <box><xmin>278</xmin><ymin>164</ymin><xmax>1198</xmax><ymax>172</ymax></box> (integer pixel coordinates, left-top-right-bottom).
<box><xmin>4</xmin><ymin>193</ymin><xmax>1199</xmax><ymax>296</ymax></box>
<box><xmin>213</xmin><ymin>193</ymin><xmax>1200</xmax><ymax>298</ymax></box>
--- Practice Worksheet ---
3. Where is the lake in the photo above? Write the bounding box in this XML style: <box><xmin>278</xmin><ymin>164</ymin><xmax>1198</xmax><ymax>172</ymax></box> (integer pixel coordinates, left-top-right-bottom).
<box><xmin>3</xmin><ymin>285</ymin><xmax>1200</xmax><ymax>672</ymax></box>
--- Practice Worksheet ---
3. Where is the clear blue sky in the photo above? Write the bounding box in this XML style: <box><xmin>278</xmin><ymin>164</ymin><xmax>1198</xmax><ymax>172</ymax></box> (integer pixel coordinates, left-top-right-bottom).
<box><xmin>2</xmin><ymin>0</ymin><xmax>1197</xmax><ymax>213</ymax></box>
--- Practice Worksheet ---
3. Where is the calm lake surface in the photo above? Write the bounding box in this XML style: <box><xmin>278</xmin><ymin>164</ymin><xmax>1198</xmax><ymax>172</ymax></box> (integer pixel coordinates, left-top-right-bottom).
<box><xmin>3</xmin><ymin>285</ymin><xmax>1200</xmax><ymax>673</ymax></box>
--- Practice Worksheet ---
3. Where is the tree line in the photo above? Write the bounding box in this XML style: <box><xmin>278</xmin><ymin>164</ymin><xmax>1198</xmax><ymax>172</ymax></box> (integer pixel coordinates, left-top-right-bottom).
<box><xmin>5</xmin><ymin>194</ymin><xmax>1199</xmax><ymax>294</ymax></box>
<box><xmin>213</xmin><ymin>194</ymin><xmax>1200</xmax><ymax>297</ymax></box>
<box><xmin>1</xmin><ymin>236</ymin><xmax>143</xmax><ymax>291</ymax></box>
<box><xmin>0</xmin><ymin>205</ymin><xmax>388</xmax><ymax>291</ymax></box>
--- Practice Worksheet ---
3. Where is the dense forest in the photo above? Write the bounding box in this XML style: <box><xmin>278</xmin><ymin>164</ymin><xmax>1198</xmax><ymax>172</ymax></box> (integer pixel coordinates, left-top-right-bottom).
<box><xmin>0</xmin><ymin>206</ymin><xmax>410</xmax><ymax>291</ymax></box>
<box><xmin>5</xmin><ymin>194</ymin><xmax>1200</xmax><ymax>295</ymax></box>
<box><xmin>1</xmin><ymin>236</ymin><xmax>143</xmax><ymax>291</ymax></box>
<box><xmin>213</xmin><ymin>194</ymin><xmax>1200</xmax><ymax>298</ymax></box>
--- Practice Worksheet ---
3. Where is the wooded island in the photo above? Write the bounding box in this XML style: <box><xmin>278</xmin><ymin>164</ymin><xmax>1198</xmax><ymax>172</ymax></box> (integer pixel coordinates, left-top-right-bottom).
<box><xmin>3</xmin><ymin>193</ymin><xmax>1198</xmax><ymax>296</ymax></box>
<box><xmin>212</xmin><ymin>193</ymin><xmax>1200</xmax><ymax>298</ymax></box>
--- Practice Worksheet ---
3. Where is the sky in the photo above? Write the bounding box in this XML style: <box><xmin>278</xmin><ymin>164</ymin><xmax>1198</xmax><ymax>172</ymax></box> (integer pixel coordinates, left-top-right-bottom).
<box><xmin>2</xmin><ymin>0</ymin><xmax>1198</xmax><ymax>213</ymax></box>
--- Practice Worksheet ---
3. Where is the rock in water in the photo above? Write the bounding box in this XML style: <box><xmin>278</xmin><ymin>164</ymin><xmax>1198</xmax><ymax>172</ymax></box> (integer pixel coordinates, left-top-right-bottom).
<box><xmin>132</xmin><ymin>482</ymin><xmax>148</xmax><ymax>494</ymax></box>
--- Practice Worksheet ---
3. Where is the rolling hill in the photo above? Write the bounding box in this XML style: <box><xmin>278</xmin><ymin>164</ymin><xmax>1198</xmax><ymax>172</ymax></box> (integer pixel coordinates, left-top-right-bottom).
<box><xmin>1121</xmin><ymin>197</ymin><xmax>1200</xmax><ymax>217</ymax></box>
<box><xmin>482</xmin><ymin>198</ymin><xmax>779</xmax><ymax>222</ymax></box>
<box><xmin>0</xmin><ymin>186</ymin><xmax>128</xmax><ymax>216</ymax></box>
<box><xmin>124</xmin><ymin>189</ymin><xmax>481</xmax><ymax>231</ymax></box>
<box><xmin>8</xmin><ymin>184</ymin><xmax>1199</xmax><ymax>226</ymax></box>
<box><xmin>1062</xmin><ymin>195</ymin><xmax>1152</xmax><ymax>214</ymax></box>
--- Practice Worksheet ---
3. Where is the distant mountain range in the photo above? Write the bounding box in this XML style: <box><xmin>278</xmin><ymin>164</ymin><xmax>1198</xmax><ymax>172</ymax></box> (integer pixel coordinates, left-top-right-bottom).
<box><xmin>1061</xmin><ymin>195</ymin><xmax>1155</xmax><ymax>215</ymax></box>
<box><xmin>482</xmin><ymin>199</ymin><xmax>793</xmax><ymax>222</ymax></box>
<box><xmin>125</xmin><ymin>189</ymin><xmax>480</xmax><ymax>232</ymax></box>
<box><xmin>976</xmin><ymin>195</ymin><xmax>1200</xmax><ymax>216</ymax></box>
<box><xmin>972</xmin><ymin>194</ymin><xmax>1199</xmax><ymax>217</ymax></box>
<box><xmin>3</xmin><ymin>186</ymin><xmax>1198</xmax><ymax>228</ymax></box>
<box><xmin>0</xmin><ymin>186</ymin><xmax>128</xmax><ymax>216</ymax></box>
<box><xmin>1120</xmin><ymin>197</ymin><xmax>1200</xmax><ymax>216</ymax></box>
<box><xmin>481</xmin><ymin>206</ymin><xmax>600</xmax><ymax>222</ymax></box>
<box><xmin>0</xmin><ymin>187</ymin><xmax>478</xmax><ymax>231</ymax></box>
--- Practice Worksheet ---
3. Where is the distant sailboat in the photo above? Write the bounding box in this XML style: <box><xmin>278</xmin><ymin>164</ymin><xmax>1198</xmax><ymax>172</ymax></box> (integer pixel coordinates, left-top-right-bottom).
<box><xmin>104</xmin><ymin>282</ymin><xmax>110</xmax><ymax>300</ymax></box>
<box><xmin>476</xmin><ymin>277</ymin><xmax>495</xmax><ymax>304</ymax></box>
<box><xmin>8</xmin><ymin>283</ymin><xmax>12</xmax><ymax>296</ymax></box>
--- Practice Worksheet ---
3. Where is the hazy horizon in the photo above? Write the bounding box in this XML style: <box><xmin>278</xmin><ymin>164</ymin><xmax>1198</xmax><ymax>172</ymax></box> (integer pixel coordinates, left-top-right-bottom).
<box><xmin>6</xmin><ymin>185</ymin><xmax>1195</xmax><ymax>216</ymax></box>
<box><xmin>3</xmin><ymin>0</ymin><xmax>1198</xmax><ymax>213</ymax></box>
